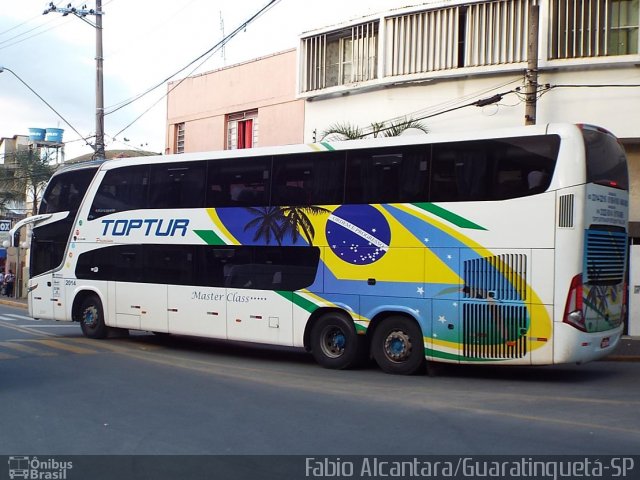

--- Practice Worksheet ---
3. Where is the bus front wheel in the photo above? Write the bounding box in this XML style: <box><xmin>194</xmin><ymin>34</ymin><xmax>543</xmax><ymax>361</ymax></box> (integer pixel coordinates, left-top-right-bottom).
<box><xmin>372</xmin><ymin>316</ymin><xmax>425</xmax><ymax>375</ymax></box>
<box><xmin>310</xmin><ymin>312</ymin><xmax>365</xmax><ymax>370</ymax></box>
<box><xmin>79</xmin><ymin>294</ymin><xmax>109</xmax><ymax>339</ymax></box>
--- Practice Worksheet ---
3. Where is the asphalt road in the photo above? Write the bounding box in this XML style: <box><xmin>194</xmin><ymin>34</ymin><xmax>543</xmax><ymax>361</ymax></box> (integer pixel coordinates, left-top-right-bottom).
<box><xmin>1</xmin><ymin>303</ymin><xmax>639</xmax><ymax>456</ymax></box>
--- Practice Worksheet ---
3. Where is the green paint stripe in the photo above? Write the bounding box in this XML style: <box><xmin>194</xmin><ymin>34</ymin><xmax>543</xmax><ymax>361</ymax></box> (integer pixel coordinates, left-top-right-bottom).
<box><xmin>355</xmin><ymin>323</ymin><xmax>367</xmax><ymax>333</ymax></box>
<box><xmin>320</xmin><ymin>142</ymin><xmax>335</xmax><ymax>151</ymax></box>
<box><xmin>285</xmin><ymin>292</ymin><xmax>319</xmax><ymax>314</ymax></box>
<box><xmin>194</xmin><ymin>230</ymin><xmax>226</xmax><ymax>245</ymax></box>
<box><xmin>413</xmin><ymin>203</ymin><xmax>487</xmax><ymax>230</ymax></box>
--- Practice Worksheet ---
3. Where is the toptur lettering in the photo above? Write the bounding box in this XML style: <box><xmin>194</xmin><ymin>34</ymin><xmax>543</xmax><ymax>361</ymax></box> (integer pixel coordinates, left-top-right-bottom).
<box><xmin>100</xmin><ymin>218</ymin><xmax>189</xmax><ymax>237</ymax></box>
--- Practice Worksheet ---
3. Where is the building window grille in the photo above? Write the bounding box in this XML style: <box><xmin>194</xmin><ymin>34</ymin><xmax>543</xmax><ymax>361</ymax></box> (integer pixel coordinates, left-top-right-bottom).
<box><xmin>301</xmin><ymin>21</ymin><xmax>378</xmax><ymax>92</ymax></box>
<box><xmin>175</xmin><ymin>123</ymin><xmax>185</xmax><ymax>154</ymax></box>
<box><xmin>384</xmin><ymin>0</ymin><xmax>530</xmax><ymax>76</ymax></box>
<box><xmin>549</xmin><ymin>0</ymin><xmax>639</xmax><ymax>58</ymax></box>
<box><xmin>226</xmin><ymin>110</ymin><xmax>258</xmax><ymax>150</ymax></box>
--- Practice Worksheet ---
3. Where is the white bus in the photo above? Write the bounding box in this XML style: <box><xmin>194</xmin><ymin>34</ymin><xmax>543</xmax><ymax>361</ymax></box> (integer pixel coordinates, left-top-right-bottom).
<box><xmin>18</xmin><ymin>123</ymin><xmax>628</xmax><ymax>374</ymax></box>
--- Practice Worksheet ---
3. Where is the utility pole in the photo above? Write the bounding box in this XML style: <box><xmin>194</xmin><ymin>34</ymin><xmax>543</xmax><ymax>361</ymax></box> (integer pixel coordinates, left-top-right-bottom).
<box><xmin>95</xmin><ymin>0</ymin><xmax>105</xmax><ymax>159</ymax></box>
<box><xmin>43</xmin><ymin>2</ymin><xmax>105</xmax><ymax>159</ymax></box>
<box><xmin>524</xmin><ymin>0</ymin><xmax>540</xmax><ymax>126</ymax></box>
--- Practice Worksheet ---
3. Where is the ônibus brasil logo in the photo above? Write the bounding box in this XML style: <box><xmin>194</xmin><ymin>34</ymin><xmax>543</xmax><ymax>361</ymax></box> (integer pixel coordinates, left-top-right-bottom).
<box><xmin>8</xmin><ymin>456</ymin><xmax>73</xmax><ymax>480</ymax></box>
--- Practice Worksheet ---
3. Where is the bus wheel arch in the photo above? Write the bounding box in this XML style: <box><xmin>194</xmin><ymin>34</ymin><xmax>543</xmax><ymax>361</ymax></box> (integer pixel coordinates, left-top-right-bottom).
<box><xmin>306</xmin><ymin>308</ymin><xmax>367</xmax><ymax>370</ymax></box>
<box><xmin>370</xmin><ymin>313</ymin><xmax>426</xmax><ymax>375</ymax></box>
<box><xmin>72</xmin><ymin>290</ymin><xmax>109</xmax><ymax>339</ymax></box>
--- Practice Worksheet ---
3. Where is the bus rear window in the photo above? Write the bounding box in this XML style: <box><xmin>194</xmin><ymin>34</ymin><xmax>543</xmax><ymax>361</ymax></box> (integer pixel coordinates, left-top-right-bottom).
<box><xmin>583</xmin><ymin>127</ymin><xmax>628</xmax><ymax>190</ymax></box>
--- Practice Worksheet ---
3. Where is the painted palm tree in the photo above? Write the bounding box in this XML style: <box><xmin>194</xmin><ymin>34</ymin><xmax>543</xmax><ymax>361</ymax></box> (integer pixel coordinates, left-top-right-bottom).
<box><xmin>243</xmin><ymin>206</ymin><xmax>287</xmax><ymax>245</ymax></box>
<box><xmin>244</xmin><ymin>204</ymin><xmax>330</xmax><ymax>246</ymax></box>
<box><xmin>320</xmin><ymin>117</ymin><xmax>429</xmax><ymax>142</ymax></box>
<box><xmin>280</xmin><ymin>205</ymin><xmax>330</xmax><ymax>246</ymax></box>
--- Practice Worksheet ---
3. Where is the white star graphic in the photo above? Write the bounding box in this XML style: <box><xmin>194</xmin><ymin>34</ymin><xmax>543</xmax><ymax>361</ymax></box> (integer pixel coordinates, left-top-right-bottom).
<box><xmin>417</xmin><ymin>287</ymin><xmax>424</xmax><ymax>295</ymax></box>
<box><xmin>452</xmin><ymin>302</ymin><xmax>458</xmax><ymax>307</ymax></box>
<box><xmin>424</xmin><ymin>238</ymin><xmax>429</xmax><ymax>243</ymax></box>
<box><xmin>433</xmin><ymin>333</ymin><xmax>438</xmax><ymax>338</ymax></box>
<box><xmin>438</xmin><ymin>315</ymin><xmax>447</xmax><ymax>324</ymax></box>
<box><xmin>447</xmin><ymin>254</ymin><xmax>453</xmax><ymax>260</ymax></box>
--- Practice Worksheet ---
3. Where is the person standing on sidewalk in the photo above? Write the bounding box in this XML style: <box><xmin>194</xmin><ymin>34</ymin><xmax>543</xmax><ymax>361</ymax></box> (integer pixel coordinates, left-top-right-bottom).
<box><xmin>5</xmin><ymin>270</ymin><xmax>14</xmax><ymax>297</ymax></box>
<box><xmin>0</xmin><ymin>271</ymin><xmax>4</xmax><ymax>295</ymax></box>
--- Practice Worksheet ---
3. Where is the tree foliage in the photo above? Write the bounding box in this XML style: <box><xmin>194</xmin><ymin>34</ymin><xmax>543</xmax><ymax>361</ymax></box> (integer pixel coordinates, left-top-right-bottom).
<box><xmin>320</xmin><ymin>116</ymin><xmax>429</xmax><ymax>142</ymax></box>
<box><xmin>0</xmin><ymin>149</ymin><xmax>56</xmax><ymax>217</ymax></box>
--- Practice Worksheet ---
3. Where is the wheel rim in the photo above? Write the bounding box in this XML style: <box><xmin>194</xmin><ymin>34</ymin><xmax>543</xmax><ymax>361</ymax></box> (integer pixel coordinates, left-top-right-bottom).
<box><xmin>383</xmin><ymin>330</ymin><xmax>412</xmax><ymax>363</ymax></box>
<box><xmin>82</xmin><ymin>305</ymin><xmax>98</xmax><ymax>328</ymax></box>
<box><xmin>319</xmin><ymin>325</ymin><xmax>347</xmax><ymax>358</ymax></box>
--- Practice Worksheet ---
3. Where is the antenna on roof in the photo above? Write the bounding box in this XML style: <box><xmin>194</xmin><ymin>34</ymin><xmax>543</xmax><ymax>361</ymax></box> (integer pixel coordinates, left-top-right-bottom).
<box><xmin>220</xmin><ymin>11</ymin><xmax>226</xmax><ymax>66</ymax></box>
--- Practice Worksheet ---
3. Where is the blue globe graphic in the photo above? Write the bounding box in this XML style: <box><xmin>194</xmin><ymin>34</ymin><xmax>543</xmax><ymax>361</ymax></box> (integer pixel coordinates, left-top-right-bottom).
<box><xmin>326</xmin><ymin>205</ymin><xmax>391</xmax><ymax>265</ymax></box>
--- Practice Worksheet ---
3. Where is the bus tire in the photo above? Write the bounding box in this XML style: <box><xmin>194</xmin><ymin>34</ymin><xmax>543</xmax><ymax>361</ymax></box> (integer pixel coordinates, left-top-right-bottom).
<box><xmin>372</xmin><ymin>316</ymin><xmax>425</xmax><ymax>375</ymax></box>
<box><xmin>310</xmin><ymin>312</ymin><xmax>364</xmax><ymax>370</ymax></box>
<box><xmin>79</xmin><ymin>294</ymin><xmax>109</xmax><ymax>339</ymax></box>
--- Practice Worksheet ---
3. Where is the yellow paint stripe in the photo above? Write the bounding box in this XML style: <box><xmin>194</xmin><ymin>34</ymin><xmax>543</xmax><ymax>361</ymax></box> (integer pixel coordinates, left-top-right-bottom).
<box><xmin>307</xmin><ymin>143</ymin><xmax>325</xmax><ymax>151</ymax></box>
<box><xmin>32</xmin><ymin>339</ymin><xmax>97</xmax><ymax>355</ymax></box>
<box><xmin>205</xmin><ymin>208</ymin><xmax>237</xmax><ymax>244</ymax></box>
<box><xmin>0</xmin><ymin>341</ymin><xmax>56</xmax><ymax>356</ymax></box>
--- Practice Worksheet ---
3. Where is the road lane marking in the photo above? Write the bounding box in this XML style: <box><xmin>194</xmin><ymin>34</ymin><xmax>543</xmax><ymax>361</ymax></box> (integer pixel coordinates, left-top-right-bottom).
<box><xmin>30</xmin><ymin>339</ymin><xmax>97</xmax><ymax>355</ymax></box>
<box><xmin>0</xmin><ymin>315</ymin><xmax>17</xmax><ymax>321</ymax></box>
<box><xmin>22</xmin><ymin>324</ymin><xmax>79</xmax><ymax>328</ymax></box>
<box><xmin>0</xmin><ymin>341</ymin><xmax>56</xmax><ymax>356</ymax></box>
<box><xmin>0</xmin><ymin>320</ymin><xmax>54</xmax><ymax>337</ymax></box>
<box><xmin>4</xmin><ymin>313</ymin><xmax>36</xmax><ymax>321</ymax></box>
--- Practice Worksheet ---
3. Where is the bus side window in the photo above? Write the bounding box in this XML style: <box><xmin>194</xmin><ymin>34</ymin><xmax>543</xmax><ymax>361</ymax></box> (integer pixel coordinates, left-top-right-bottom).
<box><xmin>148</xmin><ymin>162</ymin><xmax>206</xmax><ymax>209</ymax></box>
<box><xmin>206</xmin><ymin>158</ymin><xmax>271</xmax><ymax>208</ymax></box>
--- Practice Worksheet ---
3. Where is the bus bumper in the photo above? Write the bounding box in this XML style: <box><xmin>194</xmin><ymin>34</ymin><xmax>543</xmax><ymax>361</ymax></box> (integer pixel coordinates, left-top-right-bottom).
<box><xmin>553</xmin><ymin>322</ymin><xmax>624</xmax><ymax>364</ymax></box>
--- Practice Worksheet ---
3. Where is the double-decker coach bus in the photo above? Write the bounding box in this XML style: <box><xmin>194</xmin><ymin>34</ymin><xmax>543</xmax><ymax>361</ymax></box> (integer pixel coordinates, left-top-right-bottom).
<box><xmin>15</xmin><ymin>123</ymin><xmax>628</xmax><ymax>375</ymax></box>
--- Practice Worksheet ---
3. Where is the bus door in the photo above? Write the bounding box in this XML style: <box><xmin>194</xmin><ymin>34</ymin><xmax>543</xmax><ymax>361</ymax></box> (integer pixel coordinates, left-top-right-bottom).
<box><xmin>29</xmin><ymin>272</ymin><xmax>56</xmax><ymax>320</ymax></box>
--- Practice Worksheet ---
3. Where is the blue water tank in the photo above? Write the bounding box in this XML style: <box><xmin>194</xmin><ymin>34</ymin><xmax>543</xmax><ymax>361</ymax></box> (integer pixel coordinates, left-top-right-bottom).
<box><xmin>45</xmin><ymin>128</ymin><xmax>64</xmax><ymax>143</ymax></box>
<box><xmin>28</xmin><ymin>128</ymin><xmax>46</xmax><ymax>141</ymax></box>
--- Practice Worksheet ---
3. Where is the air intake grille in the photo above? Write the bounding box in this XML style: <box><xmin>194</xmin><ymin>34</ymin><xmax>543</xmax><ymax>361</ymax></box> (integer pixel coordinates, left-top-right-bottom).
<box><xmin>463</xmin><ymin>254</ymin><xmax>527</xmax><ymax>301</ymax></box>
<box><xmin>558</xmin><ymin>194</ymin><xmax>574</xmax><ymax>228</ymax></box>
<box><xmin>585</xmin><ymin>230</ymin><xmax>627</xmax><ymax>284</ymax></box>
<box><xmin>463</xmin><ymin>303</ymin><xmax>528</xmax><ymax>359</ymax></box>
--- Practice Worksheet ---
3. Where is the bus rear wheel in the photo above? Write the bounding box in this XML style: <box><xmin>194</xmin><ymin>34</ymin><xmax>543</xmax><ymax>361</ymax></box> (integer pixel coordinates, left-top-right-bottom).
<box><xmin>79</xmin><ymin>294</ymin><xmax>109</xmax><ymax>339</ymax></box>
<box><xmin>372</xmin><ymin>316</ymin><xmax>425</xmax><ymax>375</ymax></box>
<box><xmin>310</xmin><ymin>312</ymin><xmax>365</xmax><ymax>370</ymax></box>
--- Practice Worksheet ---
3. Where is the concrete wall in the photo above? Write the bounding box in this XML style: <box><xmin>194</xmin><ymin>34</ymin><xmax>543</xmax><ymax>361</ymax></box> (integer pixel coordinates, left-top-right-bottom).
<box><xmin>166</xmin><ymin>50</ymin><xmax>304</xmax><ymax>153</ymax></box>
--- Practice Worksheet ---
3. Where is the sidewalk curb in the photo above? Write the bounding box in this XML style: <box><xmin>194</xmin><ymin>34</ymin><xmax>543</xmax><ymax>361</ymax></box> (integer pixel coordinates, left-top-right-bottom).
<box><xmin>0</xmin><ymin>298</ymin><xmax>28</xmax><ymax>309</ymax></box>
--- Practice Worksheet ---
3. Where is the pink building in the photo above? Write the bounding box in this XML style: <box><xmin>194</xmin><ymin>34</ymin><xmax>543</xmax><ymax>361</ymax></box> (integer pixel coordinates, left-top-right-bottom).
<box><xmin>165</xmin><ymin>49</ymin><xmax>304</xmax><ymax>154</ymax></box>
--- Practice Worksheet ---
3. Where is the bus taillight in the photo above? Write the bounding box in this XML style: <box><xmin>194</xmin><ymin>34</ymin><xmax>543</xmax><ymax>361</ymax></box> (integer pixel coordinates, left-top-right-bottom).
<box><xmin>563</xmin><ymin>274</ymin><xmax>586</xmax><ymax>332</ymax></box>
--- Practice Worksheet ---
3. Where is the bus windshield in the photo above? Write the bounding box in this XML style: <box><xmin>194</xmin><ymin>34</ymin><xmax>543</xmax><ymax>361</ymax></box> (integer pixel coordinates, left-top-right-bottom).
<box><xmin>39</xmin><ymin>167</ymin><xmax>97</xmax><ymax>214</ymax></box>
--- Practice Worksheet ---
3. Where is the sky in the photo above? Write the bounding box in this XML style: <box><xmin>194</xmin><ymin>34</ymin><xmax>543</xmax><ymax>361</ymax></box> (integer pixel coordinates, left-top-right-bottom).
<box><xmin>0</xmin><ymin>0</ymin><xmax>422</xmax><ymax>160</ymax></box>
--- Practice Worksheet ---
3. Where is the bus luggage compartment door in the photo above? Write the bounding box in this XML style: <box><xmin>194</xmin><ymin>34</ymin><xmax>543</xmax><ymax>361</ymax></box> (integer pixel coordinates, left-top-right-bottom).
<box><xmin>114</xmin><ymin>282</ymin><xmax>168</xmax><ymax>332</ymax></box>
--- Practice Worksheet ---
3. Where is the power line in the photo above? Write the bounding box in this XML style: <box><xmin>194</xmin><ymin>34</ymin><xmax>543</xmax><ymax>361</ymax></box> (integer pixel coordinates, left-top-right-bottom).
<box><xmin>109</xmin><ymin>0</ymin><xmax>281</xmax><ymax>140</ymax></box>
<box><xmin>0</xmin><ymin>66</ymin><xmax>93</xmax><ymax>149</ymax></box>
<box><xmin>105</xmin><ymin>0</ymin><xmax>280</xmax><ymax>116</ymax></box>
